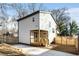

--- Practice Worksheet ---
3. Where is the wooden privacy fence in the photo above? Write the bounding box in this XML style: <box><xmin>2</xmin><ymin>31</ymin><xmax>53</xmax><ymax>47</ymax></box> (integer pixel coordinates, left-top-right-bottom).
<box><xmin>0</xmin><ymin>35</ymin><xmax>18</xmax><ymax>44</ymax></box>
<box><xmin>55</xmin><ymin>36</ymin><xmax>77</xmax><ymax>46</ymax></box>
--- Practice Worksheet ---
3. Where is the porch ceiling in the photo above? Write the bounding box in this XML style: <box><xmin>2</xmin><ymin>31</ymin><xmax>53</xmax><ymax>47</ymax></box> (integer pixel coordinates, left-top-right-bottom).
<box><xmin>31</xmin><ymin>30</ymin><xmax>48</xmax><ymax>32</ymax></box>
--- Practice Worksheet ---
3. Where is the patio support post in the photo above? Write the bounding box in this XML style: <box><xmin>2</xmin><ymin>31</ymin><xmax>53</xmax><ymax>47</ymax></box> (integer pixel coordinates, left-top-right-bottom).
<box><xmin>38</xmin><ymin>16</ymin><xmax>40</xmax><ymax>45</ymax></box>
<box><xmin>38</xmin><ymin>29</ymin><xmax>40</xmax><ymax>45</ymax></box>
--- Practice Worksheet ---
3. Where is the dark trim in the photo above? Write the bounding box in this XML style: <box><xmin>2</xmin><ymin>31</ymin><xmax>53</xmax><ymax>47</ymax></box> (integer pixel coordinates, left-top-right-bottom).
<box><xmin>18</xmin><ymin>42</ymin><xmax>41</xmax><ymax>47</ymax></box>
<box><xmin>18</xmin><ymin>42</ymin><xmax>31</xmax><ymax>46</ymax></box>
<box><xmin>18</xmin><ymin>21</ymin><xmax>19</xmax><ymax>43</ymax></box>
<box><xmin>17</xmin><ymin>11</ymin><xmax>40</xmax><ymax>21</ymax></box>
<box><xmin>47</xmin><ymin>31</ymin><xmax>49</xmax><ymax>45</ymax></box>
<box><xmin>30</xmin><ymin>30</ymin><xmax>31</xmax><ymax>44</ymax></box>
<box><xmin>50</xmin><ymin>14</ymin><xmax>57</xmax><ymax>26</ymax></box>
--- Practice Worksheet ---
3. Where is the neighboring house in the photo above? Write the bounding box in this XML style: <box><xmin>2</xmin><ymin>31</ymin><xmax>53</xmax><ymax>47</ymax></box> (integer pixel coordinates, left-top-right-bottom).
<box><xmin>17</xmin><ymin>11</ymin><xmax>57</xmax><ymax>46</ymax></box>
<box><xmin>7</xmin><ymin>17</ymin><xmax>18</xmax><ymax>33</ymax></box>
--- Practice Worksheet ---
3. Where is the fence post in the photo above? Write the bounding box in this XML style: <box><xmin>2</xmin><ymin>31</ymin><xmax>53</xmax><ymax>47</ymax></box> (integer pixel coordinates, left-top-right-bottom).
<box><xmin>76</xmin><ymin>35</ymin><xmax>79</xmax><ymax>54</ymax></box>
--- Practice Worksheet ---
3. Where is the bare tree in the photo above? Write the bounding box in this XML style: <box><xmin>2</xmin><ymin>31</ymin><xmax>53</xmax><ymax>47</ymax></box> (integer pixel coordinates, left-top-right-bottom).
<box><xmin>5</xmin><ymin>4</ymin><xmax>28</xmax><ymax>37</ymax></box>
<box><xmin>51</xmin><ymin>8</ymin><xmax>71</xmax><ymax>36</ymax></box>
<box><xmin>9</xmin><ymin>3</ymin><xmax>28</xmax><ymax>19</ymax></box>
<box><xmin>9</xmin><ymin>3</ymin><xmax>45</xmax><ymax>18</ymax></box>
<box><xmin>0</xmin><ymin>3</ymin><xmax>9</xmax><ymax>43</ymax></box>
<box><xmin>28</xmin><ymin>3</ymin><xmax>45</xmax><ymax>12</ymax></box>
<box><xmin>0</xmin><ymin>4</ymin><xmax>9</xmax><ymax>34</ymax></box>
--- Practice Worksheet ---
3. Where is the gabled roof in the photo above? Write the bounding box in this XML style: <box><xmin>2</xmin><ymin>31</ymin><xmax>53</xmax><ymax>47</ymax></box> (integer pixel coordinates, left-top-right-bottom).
<box><xmin>17</xmin><ymin>10</ymin><xmax>56</xmax><ymax>26</ymax></box>
<box><xmin>17</xmin><ymin>11</ymin><xmax>40</xmax><ymax>21</ymax></box>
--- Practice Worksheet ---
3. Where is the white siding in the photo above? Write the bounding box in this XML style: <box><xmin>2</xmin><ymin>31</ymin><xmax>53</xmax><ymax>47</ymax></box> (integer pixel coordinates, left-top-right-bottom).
<box><xmin>19</xmin><ymin>11</ymin><xmax>57</xmax><ymax>45</ymax></box>
<box><xmin>39</xmin><ymin>12</ymin><xmax>57</xmax><ymax>44</ymax></box>
<box><xmin>19</xmin><ymin>14</ymin><xmax>39</xmax><ymax>44</ymax></box>
<box><xmin>39</xmin><ymin>13</ymin><xmax>49</xmax><ymax>30</ymax></box>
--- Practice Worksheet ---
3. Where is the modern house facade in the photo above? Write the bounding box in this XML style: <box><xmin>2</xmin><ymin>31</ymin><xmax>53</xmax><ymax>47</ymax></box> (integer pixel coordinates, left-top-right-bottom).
<box><xmin>17</xmin><ymin>11</ymin><xmax>57</xmax><ymax>46</ymax></box>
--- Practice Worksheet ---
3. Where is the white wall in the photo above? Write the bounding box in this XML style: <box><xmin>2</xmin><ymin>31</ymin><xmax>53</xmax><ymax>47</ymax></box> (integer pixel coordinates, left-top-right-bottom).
<box><xmin>39</xmin><ymin>12</ymin><xmax>57</xmax><ymax>44</ymax></box>
<box><xmin>19</xmin><ymin>11</ymin><xmax>57</xmax><ymax>44</ymax></box>
<box><xmin>19</xmin><ymin>13</ymin><xmax>39</xmax><ymax>44</ymax></box>
<box><xmin>39</xmin><ymin>12</ymin><xmax>49</xmax><ymax>30</ymax></box>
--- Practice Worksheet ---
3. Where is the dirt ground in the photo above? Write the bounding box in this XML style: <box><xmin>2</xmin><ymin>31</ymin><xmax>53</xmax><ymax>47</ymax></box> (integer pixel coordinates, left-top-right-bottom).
<box><xmin>0</xmin><ymin>43</ymin><xmax>75</xmax><ymax>56</ymax></box>
<box><xmin>0</xmin><ymin>43</ymin><xmax>26</xmax><ymax>56</ymax></box>
<box><xmin>46</xmin><ymin>44</ymin><xmax>78</xmax><ymax>55</ymax></box>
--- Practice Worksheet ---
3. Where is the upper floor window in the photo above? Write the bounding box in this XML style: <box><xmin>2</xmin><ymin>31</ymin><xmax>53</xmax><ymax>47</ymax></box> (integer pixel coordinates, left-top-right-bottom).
<box><xmin>49</xmin><ymin>22</ymin><xmax>51</xmax><ymax>27</ymax></box>
<box><xmin>32</xmin><ymin>17</ymin><xmax>35</xmax><ymax>22</ymax></box>
<box><xmin>52</xmin><ymin>28</ymin><xmax>55</xmax><ymax>33</ymax></box>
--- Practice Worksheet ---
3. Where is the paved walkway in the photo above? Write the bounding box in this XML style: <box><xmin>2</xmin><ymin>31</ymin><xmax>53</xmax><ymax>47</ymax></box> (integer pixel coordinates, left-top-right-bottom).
<box><xmin>12</xmin><ymin>44</ymin><xmax>75</xmax><ymax>56</ymax></box>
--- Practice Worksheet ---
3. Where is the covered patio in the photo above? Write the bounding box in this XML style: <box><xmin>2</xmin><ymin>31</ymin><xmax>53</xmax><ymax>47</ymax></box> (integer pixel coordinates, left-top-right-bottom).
<box><xmin>30</xmin><ymin>30</ymin><xmax>49</xmax><ymax>46</ymax></box>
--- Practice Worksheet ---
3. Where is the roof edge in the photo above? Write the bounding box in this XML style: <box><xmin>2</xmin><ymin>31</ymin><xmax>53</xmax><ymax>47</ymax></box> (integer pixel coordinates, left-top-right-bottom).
<box><xmin>17</xmin><ymin>10</ymin><xmax>40</xmax><ymax>21</ymax></box>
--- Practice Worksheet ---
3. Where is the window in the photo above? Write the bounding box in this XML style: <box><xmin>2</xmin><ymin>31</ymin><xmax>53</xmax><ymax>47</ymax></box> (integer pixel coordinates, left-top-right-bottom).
<box><xmin>52</xmin><ymin>28</ymin><xmax>55</xmax><ymax>33</ymax></box>
<box><xmin>32</xmin><ymin>17</ymin><xmax>35</xmax><ymax>22</ymax></box>
<box><xmin>49</xmin><ymin>22</ymin><xmax>51</xmax><ymax>27</ymax></box>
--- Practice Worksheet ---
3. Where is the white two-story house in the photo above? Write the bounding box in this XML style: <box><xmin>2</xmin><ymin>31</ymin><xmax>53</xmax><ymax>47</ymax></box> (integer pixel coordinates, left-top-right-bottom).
<box><xmin>17</xmin><ymin>11</ymin><xmax>57</xmax><ymax>46</ymax></box>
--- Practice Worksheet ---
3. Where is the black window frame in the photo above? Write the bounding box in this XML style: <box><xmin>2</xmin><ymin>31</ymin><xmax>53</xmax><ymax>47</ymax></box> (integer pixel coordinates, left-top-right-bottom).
<box><xmin>32</xmin><ymin>17</ymin><xmax>35</xmax><ymax>22</ymax></box>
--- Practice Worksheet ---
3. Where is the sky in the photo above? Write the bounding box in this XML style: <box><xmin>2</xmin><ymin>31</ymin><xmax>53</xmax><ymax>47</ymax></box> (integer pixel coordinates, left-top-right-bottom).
<box><xmin>6</xmin><ymin>3</ymin><xmax>79</xmax><ymax>25</ymax></box>
<box><xmin>44</xmin><ymin>3</ymin><xmax>79</xmax><ymax>26</ymax></box>
<box><xmin>43</xmin><ymin>3</ymin><xmax>79</xmax><ymax>25</ymax></box>
<box><xmin>43</xmin><ymin>3</ymin><xmax>79</xmax><ymax>9</ymax></box>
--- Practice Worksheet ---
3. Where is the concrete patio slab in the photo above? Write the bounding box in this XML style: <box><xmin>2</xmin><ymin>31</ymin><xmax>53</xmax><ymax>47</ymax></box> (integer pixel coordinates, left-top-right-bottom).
<box><xmin>12</xmin><ymin>44</ymin><xmax>75</xmax><ymax>56</ymax></box>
